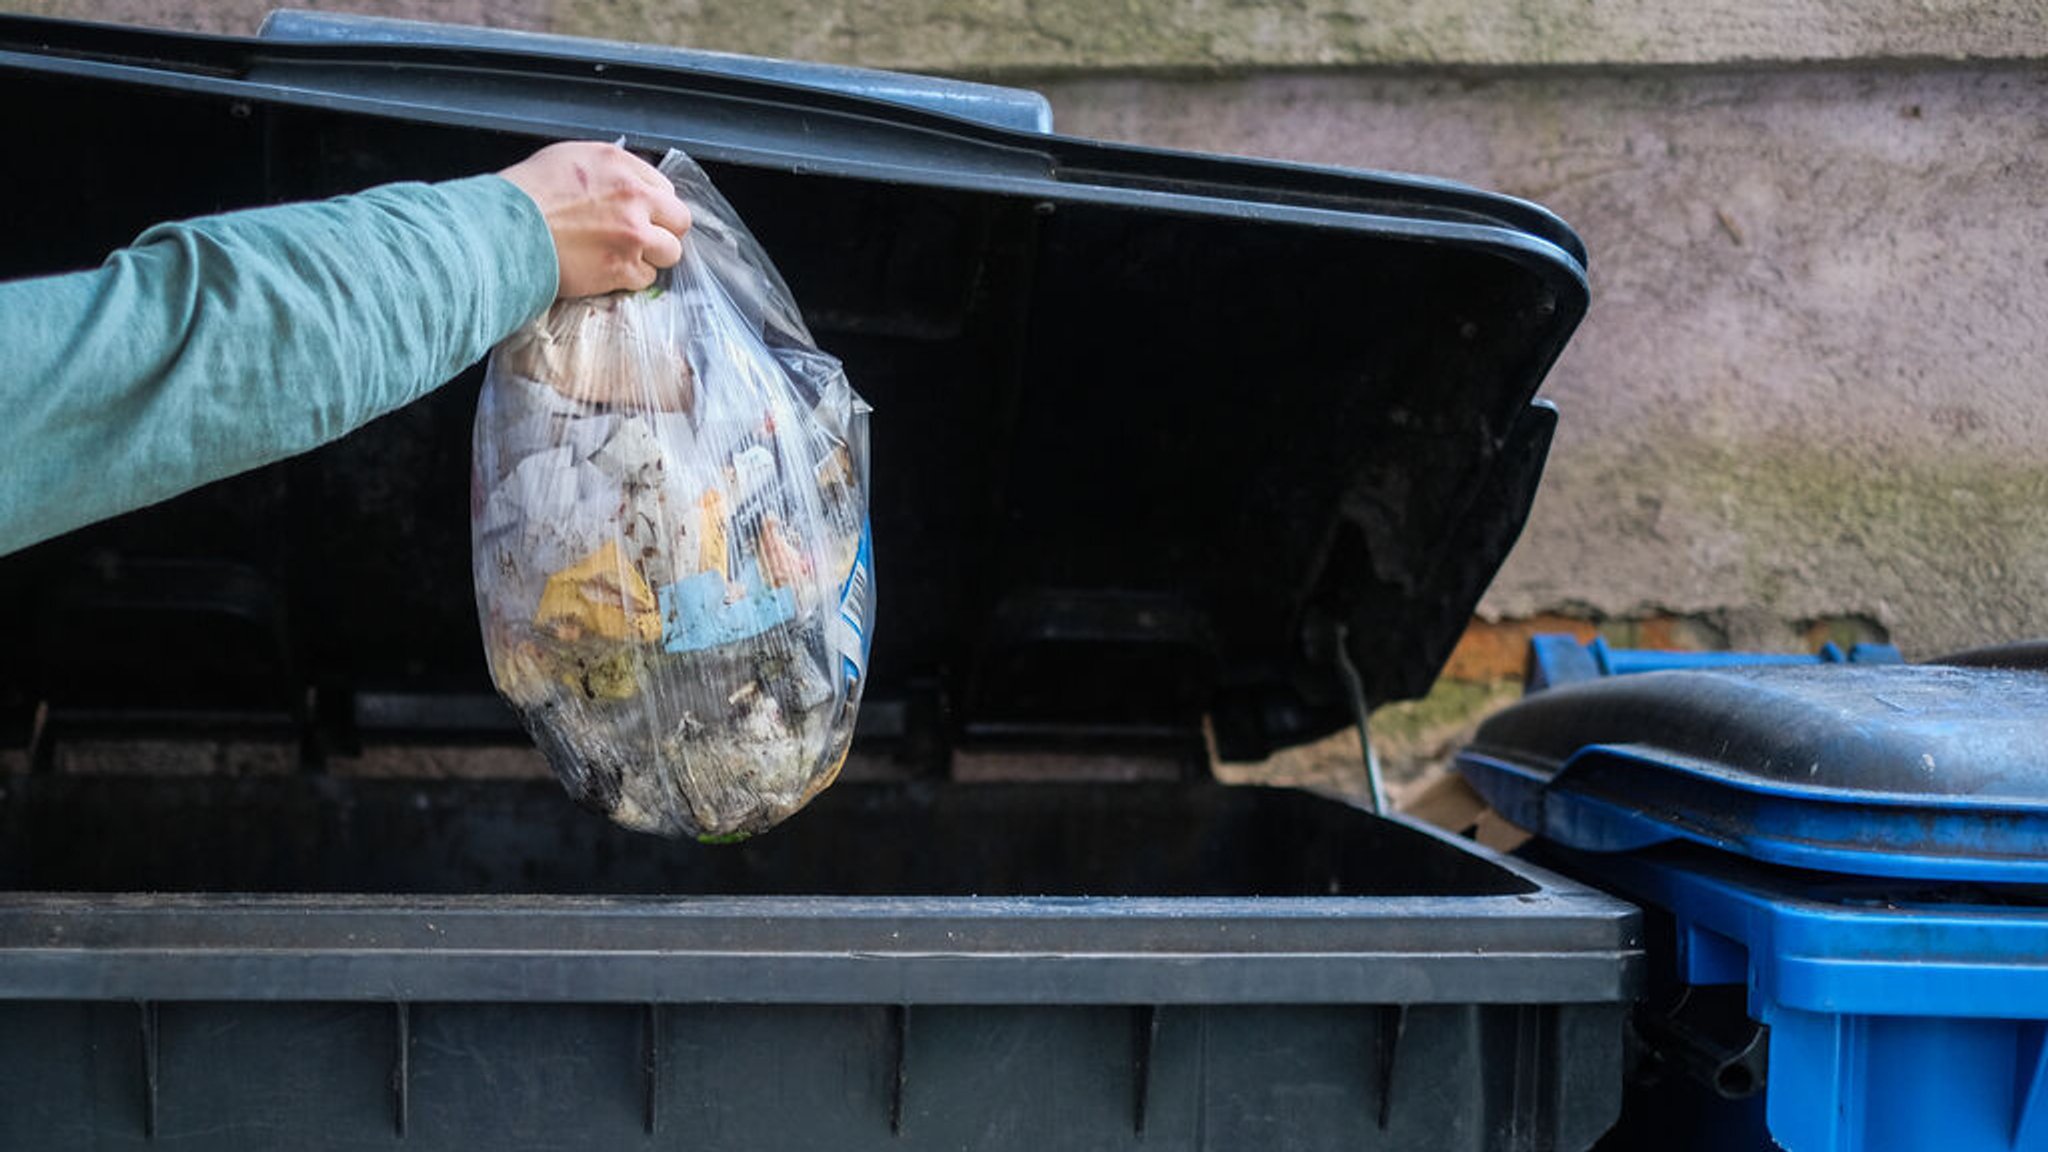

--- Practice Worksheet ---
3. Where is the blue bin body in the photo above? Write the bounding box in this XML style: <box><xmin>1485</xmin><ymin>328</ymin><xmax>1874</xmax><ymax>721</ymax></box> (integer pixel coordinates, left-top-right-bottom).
<box><xmin>1558</xmin><ymin>845</ymin><xmax>2048</xmax><ymax>1152</ymax></box>
<box><xmin>1460</xmin><ymin>647</ymin><xmax>2048</xmax><ymax>1152</ymax></box>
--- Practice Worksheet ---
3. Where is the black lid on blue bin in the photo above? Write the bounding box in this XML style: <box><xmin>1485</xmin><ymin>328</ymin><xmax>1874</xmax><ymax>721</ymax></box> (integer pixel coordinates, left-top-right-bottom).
<box><xmin>1457</xmin><ymin>663</ymin><xmax>2048</xmax><ymax>883</ymax></box>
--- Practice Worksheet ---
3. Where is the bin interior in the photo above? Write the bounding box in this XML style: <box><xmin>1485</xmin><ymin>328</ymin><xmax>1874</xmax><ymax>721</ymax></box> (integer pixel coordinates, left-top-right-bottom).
<box><xmin>0</xmin><ymin>777</ymin><xmax>1536</xmax><ymax>897</ymax></box>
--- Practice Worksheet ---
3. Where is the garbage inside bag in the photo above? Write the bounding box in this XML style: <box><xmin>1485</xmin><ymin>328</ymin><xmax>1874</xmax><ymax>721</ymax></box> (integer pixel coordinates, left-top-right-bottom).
<box><xmin>472</xmin><ymin>148</ymin><xmax>873</xmax><ymax>841</ymax></box>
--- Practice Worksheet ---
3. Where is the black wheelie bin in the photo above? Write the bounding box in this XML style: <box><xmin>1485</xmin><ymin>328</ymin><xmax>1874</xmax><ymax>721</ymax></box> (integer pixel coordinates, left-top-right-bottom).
<box><xmin>0</xmin><ymin>13</ymin><xmax>1640</xmax><ymax>1150</ymax></box>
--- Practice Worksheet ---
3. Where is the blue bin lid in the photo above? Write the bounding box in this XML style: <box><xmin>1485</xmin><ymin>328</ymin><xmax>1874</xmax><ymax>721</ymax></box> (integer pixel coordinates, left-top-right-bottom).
<box><xmin>1530</xmin><ymin>841</ymin><xmax>2048</xmax><ymax>1018</ymax></box>
<box><xmin>1457</xmin><ymin>664</ymin><xmax>2048</xmax><ymax>883</ymax></box>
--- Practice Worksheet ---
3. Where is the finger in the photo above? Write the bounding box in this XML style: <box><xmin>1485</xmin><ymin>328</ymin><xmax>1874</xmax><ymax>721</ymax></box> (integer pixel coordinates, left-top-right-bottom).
<box><xmin>646</xmin><ymin>192</ymin><xmax>692</xmax><ymax>238</ymax></box>
<box><xmin>640</xmin><ymin>224</ymin><xmax>684</xmax><ymax>269</ymax></box>
<box><xmin>625</xmin><ymin>258</ymin><xmax>660</xmax><ymax>292</ymax></box>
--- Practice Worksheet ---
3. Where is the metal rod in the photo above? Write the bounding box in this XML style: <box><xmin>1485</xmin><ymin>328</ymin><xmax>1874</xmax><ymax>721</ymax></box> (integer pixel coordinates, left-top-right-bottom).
<box><xmin>1333</xmin><ymin>625</ymin><xmax>1388</xmax><ymax>815</ymax></box>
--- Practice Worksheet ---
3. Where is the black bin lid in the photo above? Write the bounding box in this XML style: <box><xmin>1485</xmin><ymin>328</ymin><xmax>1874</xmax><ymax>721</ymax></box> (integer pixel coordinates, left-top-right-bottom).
<box><xmin>0</xmin><ymin>14</ymin><xmax>1586</xmax><ymax>760</ymax></box>
<box><xmin>1458</xmin><ymin>664</ymin><xmax>2048</xmax><ymax>883</ymax></box>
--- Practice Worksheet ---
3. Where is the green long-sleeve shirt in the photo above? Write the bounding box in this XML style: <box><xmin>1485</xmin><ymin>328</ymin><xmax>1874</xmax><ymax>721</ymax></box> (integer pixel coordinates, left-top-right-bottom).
<box><xmin>0</xmin><ymin>174</ymin><xmax>558</xmax><ymax>555</ymax></box>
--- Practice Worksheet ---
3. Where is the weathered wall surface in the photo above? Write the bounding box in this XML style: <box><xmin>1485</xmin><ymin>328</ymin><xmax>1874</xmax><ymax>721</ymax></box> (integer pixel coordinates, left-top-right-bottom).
<box><xmin>16</xmin><ymin>0</ymin><xmax>2048</xmax><ymax>68</ymax></box>
<box><xmin>1048</xmin><ymin>66</ymin><xmax>2048</xmax><ymax>657</ymax></box>
<box><xmin>9</xmin><ymin>0</ymin><xmax>2046</xmax><ymax>666</ymax></box>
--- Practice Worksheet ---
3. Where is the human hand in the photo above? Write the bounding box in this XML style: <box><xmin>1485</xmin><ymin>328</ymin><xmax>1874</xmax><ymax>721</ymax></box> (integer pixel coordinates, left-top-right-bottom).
<box><xmin>500</xmin><ymin>141</ymin><xmax>692</xmax><ymax>298</ymax></box>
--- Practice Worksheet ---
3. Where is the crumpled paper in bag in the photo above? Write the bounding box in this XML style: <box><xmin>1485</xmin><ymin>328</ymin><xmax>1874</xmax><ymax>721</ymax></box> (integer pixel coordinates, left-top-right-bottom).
<box><xmin>471</xmin><ymin>149</ymin><xmax>873</xmax><ymax>841</ymax></box>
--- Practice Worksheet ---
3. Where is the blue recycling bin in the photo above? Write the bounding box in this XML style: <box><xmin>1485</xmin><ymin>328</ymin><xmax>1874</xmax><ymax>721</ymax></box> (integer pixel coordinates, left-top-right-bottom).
<box><xmin>1460</xmin><ymin>642</ymin><xmax>2048</xmax><ymax>1152</ymax></box>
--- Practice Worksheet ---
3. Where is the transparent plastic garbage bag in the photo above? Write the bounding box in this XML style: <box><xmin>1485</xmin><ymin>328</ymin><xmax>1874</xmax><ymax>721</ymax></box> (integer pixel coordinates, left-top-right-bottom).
<box><xmin>472</xmin><ymin>149</ymin><xmax>872</xmax><ymax>840</ymax></box>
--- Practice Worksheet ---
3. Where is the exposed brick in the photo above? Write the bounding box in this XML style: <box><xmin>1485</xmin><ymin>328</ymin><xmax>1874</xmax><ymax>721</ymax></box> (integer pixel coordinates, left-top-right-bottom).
<box><xmin>1440</xmin><ymin>614</ymin><xmax>1597</xmax><ymax>683</ymax></box>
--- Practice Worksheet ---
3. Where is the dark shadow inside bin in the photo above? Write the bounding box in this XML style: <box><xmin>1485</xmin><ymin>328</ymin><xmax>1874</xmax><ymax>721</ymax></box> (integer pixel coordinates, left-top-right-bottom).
<box><xmin>0</xmin><ymin>778</ymin><xmax>1535</xmax><ymax>897</ymax></box>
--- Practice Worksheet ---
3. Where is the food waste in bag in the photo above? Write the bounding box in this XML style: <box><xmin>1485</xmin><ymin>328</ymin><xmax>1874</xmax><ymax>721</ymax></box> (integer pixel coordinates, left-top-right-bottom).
<box><xmin>472</xmin><ymin>149</ymin><xmax>872</xmax><ymax>840</ymax></box>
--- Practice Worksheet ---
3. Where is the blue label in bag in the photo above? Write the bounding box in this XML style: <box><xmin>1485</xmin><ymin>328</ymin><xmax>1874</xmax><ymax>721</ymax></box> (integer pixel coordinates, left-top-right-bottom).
<box><xmin>832</xmin><ymin>523</ymin><xmax>873</xmax><ymax>686</ymax></box>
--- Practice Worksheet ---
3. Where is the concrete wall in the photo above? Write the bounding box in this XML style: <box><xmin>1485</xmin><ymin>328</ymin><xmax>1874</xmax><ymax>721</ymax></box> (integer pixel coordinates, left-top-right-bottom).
<box><xmin>1049</xmin><ymin>65</ymin><xmax>2048</xmax><ymax>656</ymax></box>
<box><xmin>10</xmin><ymin>0</ymin><xmax>2047</xmax><ymax>661</ymax></box>
<box><xmin>18</xmin><ymin>0</ymin><xmax>2048</xmax><ymax>67</ymax></box>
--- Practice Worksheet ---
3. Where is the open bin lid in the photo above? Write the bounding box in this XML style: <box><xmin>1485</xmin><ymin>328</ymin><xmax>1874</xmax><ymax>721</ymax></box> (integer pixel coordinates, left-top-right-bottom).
<box><xmin>0</xmin><ymin>13</ymin><xmax>1586</xmax><ymax>763</ymax></box>
<box><xmin>1458</xmin><ymin>664</ymin><xmax>2048</xmax><ymax>883</ymax></box>
<box><xmin>256</xmin><ymin>10</ymin><xmax>1058</xmax><ymax>133</ymax></box>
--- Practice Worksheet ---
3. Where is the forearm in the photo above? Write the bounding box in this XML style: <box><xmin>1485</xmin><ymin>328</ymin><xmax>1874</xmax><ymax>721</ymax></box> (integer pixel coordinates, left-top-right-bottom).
<box><xmin>0</xmin><ymin>174</ymin><xmax>556</xmax><ymax>554</ymax></box>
